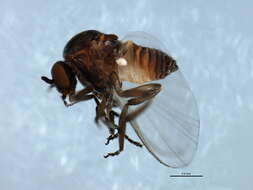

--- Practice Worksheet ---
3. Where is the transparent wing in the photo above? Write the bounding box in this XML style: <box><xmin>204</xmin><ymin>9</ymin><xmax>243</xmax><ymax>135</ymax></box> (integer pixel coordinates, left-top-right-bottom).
<box><xmin>116</xmin><ymin>32</ymin><xmax>200</xmax><ymax>168</ymax></box>
<box><xmin>121</xmin><ymin>31</ymin><xmax>167</xmax><ymax>51</ymax></box>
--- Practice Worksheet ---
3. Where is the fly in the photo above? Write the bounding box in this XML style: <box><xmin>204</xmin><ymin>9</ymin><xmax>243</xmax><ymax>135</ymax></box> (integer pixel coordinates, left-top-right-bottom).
<box><xmin>41</xmin><ymin>30</ymin><xmax>200</xmax><ymax>168</ymax></box>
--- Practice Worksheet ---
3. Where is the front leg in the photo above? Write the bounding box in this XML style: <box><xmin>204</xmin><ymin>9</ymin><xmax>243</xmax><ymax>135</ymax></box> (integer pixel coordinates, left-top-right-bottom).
<box><xmin>68</xmin><ymin>87</ymin><xmax>119</xmax><ymax>134</ymax></box>
<box><xmin>64</xmin><ymin>86</ymin><xmax>99</xmax><ymax>107</ymax></box>
<box><xmin>104</xmin><ymin>72</ymin><xmax>161</xmax><ymax>158</ymax></box>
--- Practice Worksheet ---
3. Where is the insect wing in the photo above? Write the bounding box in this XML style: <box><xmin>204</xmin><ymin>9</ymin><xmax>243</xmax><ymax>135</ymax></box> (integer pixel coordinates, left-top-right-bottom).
<box><xmin>119</xmin><ymin>32</ymin><xmax>200</xmax><ymax>168</ymax></box>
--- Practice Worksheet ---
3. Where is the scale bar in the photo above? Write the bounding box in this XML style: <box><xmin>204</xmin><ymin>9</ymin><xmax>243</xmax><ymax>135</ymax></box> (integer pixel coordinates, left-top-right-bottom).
<box><xmin>170</xmin><ymin>175</ymin><xmax>203</xmax><ymax>178</ymax></box>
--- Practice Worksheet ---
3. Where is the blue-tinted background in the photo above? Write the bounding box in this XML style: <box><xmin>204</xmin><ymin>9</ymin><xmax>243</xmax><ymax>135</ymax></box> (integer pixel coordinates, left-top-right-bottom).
<box><xmin>0</xmin><ymin>0</ymin><xmax>252</xmax><ymax>189</ymax></box>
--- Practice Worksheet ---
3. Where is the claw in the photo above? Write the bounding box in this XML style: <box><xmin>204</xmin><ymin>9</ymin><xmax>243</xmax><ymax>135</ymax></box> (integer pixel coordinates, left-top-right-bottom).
<box><xmin>105</xmin><ymin>133</ymin><xmax>119</xmax><ymax>145</ymax></box>
<box><xmin>104</xmin><ymin>150</ymin><xmax>120</xmax><ymax>158</ymax></box>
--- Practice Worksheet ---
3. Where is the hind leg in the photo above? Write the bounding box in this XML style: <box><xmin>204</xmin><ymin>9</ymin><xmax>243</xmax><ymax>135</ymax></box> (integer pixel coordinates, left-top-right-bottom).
<box><xmin>104</xmin><ymin>73</ymin><xmax>161</xmax><ymax>158</ymax></box>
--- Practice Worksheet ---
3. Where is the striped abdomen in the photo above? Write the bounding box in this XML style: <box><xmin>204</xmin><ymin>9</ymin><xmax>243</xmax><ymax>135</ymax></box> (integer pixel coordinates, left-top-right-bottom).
<box><xmin>117</xmin><ymin>41</ymin><xmax>178</xmax><ymax>84</ymax></box>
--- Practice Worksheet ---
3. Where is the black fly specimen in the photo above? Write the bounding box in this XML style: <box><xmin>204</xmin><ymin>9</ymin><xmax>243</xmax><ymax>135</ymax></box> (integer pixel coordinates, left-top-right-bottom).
<box><xmin>41</xmin><ymin>30</ymin><xmax>199</xmax><ymax>168</ymax></box>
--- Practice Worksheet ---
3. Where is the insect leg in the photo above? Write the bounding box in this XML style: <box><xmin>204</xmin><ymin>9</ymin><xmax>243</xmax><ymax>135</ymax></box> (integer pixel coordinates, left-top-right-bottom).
<box><xmin>103</xmin><ymin>110</ymin><xmax>119</xmax><ymax>144</ymax></box>
<box><xmin>95</xmin><ymin>97</ymin><xmax>107</xmax><ymax>123</ymax></box>
<box><xmin>110</xmin><ymin>72</ymin><xmax>161</xmax><ymax>98</ymax></box>
<box><xmin>61</xmin><ymin>94</ymin><xmax>68</xmax><ymax>106</ymax></box>
<box><xmin>104</xmin><ymin>74</ymin><xmax>161</xmax><ymax>158</ymax></box>
<box><xmin>125</xmin><ymin>134</ymin><xmax>142</xmax><ymax>147</ymax></box>
<box><xmin>108</xmin><ymin>110</ymin><xmax>117</xmax><ymax>134</ymax></box>
<box><xmin>105</xmin><ymin>96</ymin><xmax>151</xmax><ymax>146</ymax></box>
<box><xmin>67</xmin><ymin>86</ymin><xmax>97</xmax><ymax>106</ymax></box>
<box><xmin>98</xmin><ymin>92</ymin><xmax>120</xmax><ymax>127</ymax></box>
<box><xmin>104</xmin><ymin>92</ymin><xmax>158</xmax><ymax>158</ymax></box>
<box><xmin>117</xmin><ymin>87</ymin><xmax>160</xmax><ymax>152</ymax></box>
<box><xmin>105</xmin><ymin>133</ymin><xmax>118</xmax><ymax>145</ymax></box>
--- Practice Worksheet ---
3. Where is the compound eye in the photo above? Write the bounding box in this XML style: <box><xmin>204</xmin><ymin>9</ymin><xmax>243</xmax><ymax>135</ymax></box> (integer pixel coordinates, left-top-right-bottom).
<box><xmin>51</xmin><ymin>61</ymin><xmax>75</xmax><ymax>94</ymax></box>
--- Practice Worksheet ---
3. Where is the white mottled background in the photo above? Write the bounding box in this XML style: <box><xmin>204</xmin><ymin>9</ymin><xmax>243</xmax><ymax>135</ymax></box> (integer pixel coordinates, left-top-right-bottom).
<box><xmin>0</xmin><ymin>0</ymin><xmax>252</xmax><ymax>189</ymax></box>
